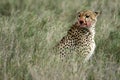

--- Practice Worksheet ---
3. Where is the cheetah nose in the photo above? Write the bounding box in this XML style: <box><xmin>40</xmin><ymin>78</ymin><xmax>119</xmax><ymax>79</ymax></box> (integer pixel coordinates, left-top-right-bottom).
<box><xmin>79</xmin><ymin>20</ymin><xmax>84</xmax><ymax>24</ymax></box>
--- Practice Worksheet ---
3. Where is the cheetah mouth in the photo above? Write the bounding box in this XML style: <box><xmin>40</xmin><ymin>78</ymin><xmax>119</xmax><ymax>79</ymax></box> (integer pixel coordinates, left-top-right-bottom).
<box><xmin>79</xmin><ymin>23</ymin><xmax>88</xmax><ymax>27</ymax></box>
<box><xmin>79</xmin><ymin>22</ymin><xmax>92</xmax><ymax>28</ymax></box>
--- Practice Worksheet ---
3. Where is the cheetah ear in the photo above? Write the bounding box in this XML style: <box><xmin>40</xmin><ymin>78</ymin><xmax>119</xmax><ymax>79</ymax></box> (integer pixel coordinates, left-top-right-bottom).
<box><xmin>94</xmin><ymin>11</ymin><xmax>101</xmax><ymax>17</ymax></box>
<box><xmin>77</xmin><ymin>11</ymin><xmax>81</xmax><ymax>14</ymax></box>
<box><xmin>77</xmin><ymin>11</ymin><xmax>81</xmax><ymax>15</ymax></box>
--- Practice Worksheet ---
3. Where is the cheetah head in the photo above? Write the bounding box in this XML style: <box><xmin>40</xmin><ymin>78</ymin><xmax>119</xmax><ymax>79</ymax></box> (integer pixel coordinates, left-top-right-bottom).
<box><xmin>77</xmin><ymin>10</ymin><xmax>99</xmax><ymax>28</ymax></box>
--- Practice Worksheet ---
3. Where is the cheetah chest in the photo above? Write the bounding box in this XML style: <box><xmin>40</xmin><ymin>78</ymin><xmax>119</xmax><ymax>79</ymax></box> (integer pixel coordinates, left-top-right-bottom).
<box><xmin>69</xmin><ymin>28</ymin><xmax>95</xmax><ymax>58</ymax></box>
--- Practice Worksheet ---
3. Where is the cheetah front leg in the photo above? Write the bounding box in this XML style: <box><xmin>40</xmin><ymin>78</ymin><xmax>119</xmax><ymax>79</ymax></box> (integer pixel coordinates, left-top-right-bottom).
<box><xmin>84</xmin><ymin>42</ymin><xmax>96</xmax><ymax>62</ymax></box>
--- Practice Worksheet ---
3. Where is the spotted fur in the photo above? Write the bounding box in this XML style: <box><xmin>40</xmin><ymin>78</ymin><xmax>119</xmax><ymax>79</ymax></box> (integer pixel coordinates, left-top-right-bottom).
<box><xmin>55</xmin><ymin>10</ymin><xmax>99</xmax><ymax>62</ymax></box>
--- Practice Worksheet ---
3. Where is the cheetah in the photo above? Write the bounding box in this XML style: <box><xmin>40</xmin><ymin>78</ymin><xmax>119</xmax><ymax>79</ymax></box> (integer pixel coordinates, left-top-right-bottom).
<box><xmin>55</xmin><ymin>10</ymin><xmax>99</xmax><ymax>62</ymax></box>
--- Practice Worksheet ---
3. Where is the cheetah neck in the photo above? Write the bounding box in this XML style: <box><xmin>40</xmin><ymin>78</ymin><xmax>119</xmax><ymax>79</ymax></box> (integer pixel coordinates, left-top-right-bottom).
<box><xmin>89</xmin><ymin>24</ymin><xmax>95</xmax><ymax>38</ymax></box>
<box><xmin>81</xmin><ymin>24</ymin><xmax>95</xmax><ymax>35</ymax></box>
<box><xmin>75</xmin><ymin>21</ymin><xmax>96</xmax><ymax>34</ymax></box>
<box><xmin>72</xmin><ymin>22</ymin><xmax>96</xmax><ymax>38</ymax></box>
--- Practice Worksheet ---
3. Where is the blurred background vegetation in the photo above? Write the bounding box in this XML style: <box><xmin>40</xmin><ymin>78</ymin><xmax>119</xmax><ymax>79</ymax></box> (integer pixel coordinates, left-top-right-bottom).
<box><xmin>0</xmin><ymin>0</ymin><xmax>120</xmax><ymax>80</ymax></box>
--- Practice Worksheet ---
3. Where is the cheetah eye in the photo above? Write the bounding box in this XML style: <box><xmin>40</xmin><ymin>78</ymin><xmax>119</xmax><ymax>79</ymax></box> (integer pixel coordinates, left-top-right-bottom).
<box><xmin>78</xmin><ymin>15</ymin><xmax>81</xmax><ymax>17</ymax></box>
<box><xmin>86</xmin><ymin>15</ymin><xmax>89</xmax><ymax>18</ymax></box>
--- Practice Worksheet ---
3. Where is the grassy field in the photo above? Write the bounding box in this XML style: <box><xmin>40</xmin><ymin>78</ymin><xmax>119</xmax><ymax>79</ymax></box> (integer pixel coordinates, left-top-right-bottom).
<box><xmin>0</xmin><ymin>0</ymin><xmax>120</xmax><ymax>80</ymax></box>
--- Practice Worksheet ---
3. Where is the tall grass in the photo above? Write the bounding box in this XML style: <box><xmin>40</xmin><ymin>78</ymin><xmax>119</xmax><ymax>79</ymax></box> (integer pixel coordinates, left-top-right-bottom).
<box><xmin>0</xmin><ymin>0</ymin><xmax>120</xmax><ymax>80</ymax></box>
